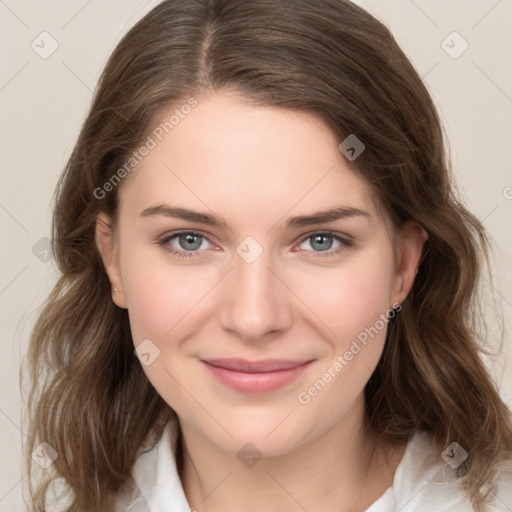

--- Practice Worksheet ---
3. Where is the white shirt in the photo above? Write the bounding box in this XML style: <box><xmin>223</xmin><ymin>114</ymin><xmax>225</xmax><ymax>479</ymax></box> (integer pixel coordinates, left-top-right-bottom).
<box><xmin>47</xmin><ymin>412</ymin><xmax>512</xmax><ymax>511</ymax></box>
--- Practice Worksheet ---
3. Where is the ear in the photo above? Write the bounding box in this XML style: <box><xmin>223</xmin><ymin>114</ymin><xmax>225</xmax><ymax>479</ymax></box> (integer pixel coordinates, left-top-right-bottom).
<box><xmin>391</xmin><ymin>221</ymin><xmax>428</xmax><ymax>306</ymax></box>
<box><xmin>95</xmin><ymin>212</ymin><xmax>127</xmax><ymax>309</ymax></box>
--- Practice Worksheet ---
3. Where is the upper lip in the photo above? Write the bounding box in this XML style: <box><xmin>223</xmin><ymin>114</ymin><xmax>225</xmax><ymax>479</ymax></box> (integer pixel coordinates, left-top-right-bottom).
<box><xmin>201</xmin><ymin>358</ymin><xmax>313</xmax><ymax>373</ymax></box>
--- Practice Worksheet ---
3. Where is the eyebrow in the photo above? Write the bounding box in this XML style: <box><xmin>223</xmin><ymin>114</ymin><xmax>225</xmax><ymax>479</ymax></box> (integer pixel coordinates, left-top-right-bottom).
<box><xmin>139</xmin><ymin>204</ymin><xmax>371</xmax><ymax>229</ymax></box>
<box><xmin>140</xmin><ymin>205</ymin><xmax>228</xmax><ymax>228</ymax></box>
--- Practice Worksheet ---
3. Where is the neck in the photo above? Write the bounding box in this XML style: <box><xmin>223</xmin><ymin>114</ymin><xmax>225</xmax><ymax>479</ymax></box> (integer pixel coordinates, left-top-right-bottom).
<box><xmin>178</xmin><ymin>396</ymin><xmax>405</xmax><ymax>512</ymax></box>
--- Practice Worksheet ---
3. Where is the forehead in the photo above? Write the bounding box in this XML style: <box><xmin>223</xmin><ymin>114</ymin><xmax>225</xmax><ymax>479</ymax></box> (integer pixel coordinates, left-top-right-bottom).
<box><xmin>118</xmin><ymin>92</ymin><xmax>382</xmax><ymax>225</ymax></box>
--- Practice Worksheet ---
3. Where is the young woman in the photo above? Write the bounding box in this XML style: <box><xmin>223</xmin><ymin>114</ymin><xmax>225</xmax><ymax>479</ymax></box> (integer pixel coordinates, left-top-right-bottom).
<box><xmin>25</xmin><ymin>1</ymin><xmax>512</xmax><ymax>511</ymax></box>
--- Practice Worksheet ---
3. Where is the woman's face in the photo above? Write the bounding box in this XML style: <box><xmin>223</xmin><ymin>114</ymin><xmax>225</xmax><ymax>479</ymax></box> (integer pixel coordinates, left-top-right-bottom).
<box><xmin>98</xmin><ymin>91</ymin><xmax>425</xmax><ymax>456</ymax></box>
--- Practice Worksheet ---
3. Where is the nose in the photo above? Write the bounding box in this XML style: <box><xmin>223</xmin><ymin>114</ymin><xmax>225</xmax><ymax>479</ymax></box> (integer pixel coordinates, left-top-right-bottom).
<box><xmin>218</xmin><ymin>250</ymin><xmax>293</xmax><ymax>343</ymax></box>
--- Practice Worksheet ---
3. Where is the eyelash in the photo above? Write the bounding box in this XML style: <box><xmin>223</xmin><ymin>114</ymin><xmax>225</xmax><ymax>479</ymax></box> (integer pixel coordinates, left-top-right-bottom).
<box><xmin>157</xmin><ymin>230</ymin><xmax>353</xmax><ymax>259</ymax></box>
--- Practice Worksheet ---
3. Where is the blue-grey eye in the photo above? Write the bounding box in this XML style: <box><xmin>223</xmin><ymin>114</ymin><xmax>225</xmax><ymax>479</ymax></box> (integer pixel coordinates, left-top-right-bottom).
<box><xmin>175</xmin><ymin>233</ymin><xmax>205</xmax><ymax>251</ymax></box>
<box><xmin>300</xmin><ymin>233</ymin><xmax>344</xmax><ymax>252</ymax></box>
<box><xmin>310</xmin><ymin>234</ymin><xmax>334</xmax><ymax>251</ymax></box>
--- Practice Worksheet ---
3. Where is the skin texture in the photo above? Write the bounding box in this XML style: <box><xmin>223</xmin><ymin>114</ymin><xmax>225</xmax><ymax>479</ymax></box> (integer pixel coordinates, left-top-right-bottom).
<box><xmin>96</xmin><ymin>91</ymin><xmax>428</xmax><ymax>512</ymax></box>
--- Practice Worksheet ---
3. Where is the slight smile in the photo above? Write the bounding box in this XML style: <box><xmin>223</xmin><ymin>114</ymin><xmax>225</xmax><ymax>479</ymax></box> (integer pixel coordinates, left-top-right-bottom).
<box><xmin>200</xmin><ymin>358</ymin><xmax>315</xmax><ymax>394</ymax></box>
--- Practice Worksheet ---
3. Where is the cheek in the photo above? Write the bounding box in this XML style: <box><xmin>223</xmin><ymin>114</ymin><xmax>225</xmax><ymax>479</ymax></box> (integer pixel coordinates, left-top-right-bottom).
<box><xmin>291</xmin><ymin>244</ymin><xmax>396</xmax><ymax>402</ymax></box>
<box><xmin>293</xmin><ymin>253</ymin><xmax>395</xmax><ymax>413</ymax></box>
<box><xmin>118</xmin><ymin>243</ymin><xmax>212</xmax><ymax>408</ymax></box>
<box><xmin>299</xmin><ymin>252</ymin><xmax>394</xmax><ymax>340</ymax></box>
<box><xmin>118</xmin><ymin>236</ymin><xmax>210</xmax><ymax>344</ymax></box>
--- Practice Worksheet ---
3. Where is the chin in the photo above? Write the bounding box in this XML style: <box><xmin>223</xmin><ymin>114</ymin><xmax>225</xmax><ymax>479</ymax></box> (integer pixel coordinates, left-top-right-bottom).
<box><xmin>201</xmin><ymin>406</ymin><xmax>317</xmax><ymax>457</ymax></box>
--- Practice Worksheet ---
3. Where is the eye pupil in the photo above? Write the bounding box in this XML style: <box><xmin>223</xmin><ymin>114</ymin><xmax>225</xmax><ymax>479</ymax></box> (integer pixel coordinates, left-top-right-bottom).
<box><xmin>179</xmin><ymin>233</ymin><xmax>202</xmax><ymax>251</ymax></box>
<box><xmin>311</xmin><ymin>234</ymin><xmax>333</xmax><ymax>251</ymax></box>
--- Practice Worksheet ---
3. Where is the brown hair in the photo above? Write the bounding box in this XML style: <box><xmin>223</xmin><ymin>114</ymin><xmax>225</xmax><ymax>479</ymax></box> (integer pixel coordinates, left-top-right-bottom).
<box><xmin>24</xmin><ymin>0</ymin><xmax>512</xmax><ymax>510</ymax></box>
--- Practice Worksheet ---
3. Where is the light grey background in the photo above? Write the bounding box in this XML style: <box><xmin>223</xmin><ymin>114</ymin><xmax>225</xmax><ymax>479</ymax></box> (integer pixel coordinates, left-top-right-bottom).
<box><xmin>1</xmin><ymin>1</ymin><xmax>511</xmax><ymax>510</ymax></box>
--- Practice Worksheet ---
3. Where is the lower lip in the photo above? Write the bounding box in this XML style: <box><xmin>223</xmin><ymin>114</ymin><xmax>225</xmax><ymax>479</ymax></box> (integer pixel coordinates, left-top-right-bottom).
<box><xmin>201</xmin><ymin>360</ymin><xmax>313</xmax><ymax>394</ymax></box>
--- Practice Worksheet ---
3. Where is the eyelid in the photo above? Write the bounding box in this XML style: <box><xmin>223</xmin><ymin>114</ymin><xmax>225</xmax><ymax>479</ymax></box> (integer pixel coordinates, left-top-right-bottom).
<box><xmin>296</xmin><ymin>229</ymin><xmax>353</xmax><ymax>243</ymax></box>
<box><xmin>159</xmin><ymin>229</ymin><xmax>217</xmax><ymax>244</ymax></box>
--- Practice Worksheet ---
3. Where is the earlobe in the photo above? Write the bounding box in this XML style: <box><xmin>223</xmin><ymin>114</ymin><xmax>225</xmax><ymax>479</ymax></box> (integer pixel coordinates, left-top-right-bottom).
<box><xmin>95</xmin><ymin>213</ymin><xmax>127</xmax><ymax>309</ymax></box>
<box><xmin>392</xmin><ymin>222</ymin><xmax>428</xmax><ymax>306</ymax></box>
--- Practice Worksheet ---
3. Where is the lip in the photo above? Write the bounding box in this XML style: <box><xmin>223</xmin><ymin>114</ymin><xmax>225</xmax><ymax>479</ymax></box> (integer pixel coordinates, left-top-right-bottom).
<box><xmin>200</xmin><ymin>358</ymin><xmax>314</xmax><ymax>394</ymax></box>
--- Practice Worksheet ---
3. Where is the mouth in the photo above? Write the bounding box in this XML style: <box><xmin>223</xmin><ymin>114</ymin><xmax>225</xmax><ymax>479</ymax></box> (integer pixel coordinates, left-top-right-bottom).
<box><xmin>200</xmin><ymin>358</ymin><xmax>314</xmax><ymax>394</ymax></box>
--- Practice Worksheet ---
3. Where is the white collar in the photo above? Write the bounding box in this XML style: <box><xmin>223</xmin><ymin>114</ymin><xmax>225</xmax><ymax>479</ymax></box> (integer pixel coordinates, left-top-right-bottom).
<box><xmin>121</xmin><ymin>413</ymin><xmax>510</xmax><ymax>512</ymax></box>
<box><xmin>128</xmin><ymin>412</ymin><xmax>191</xmax><ymax>511</ymax></box>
